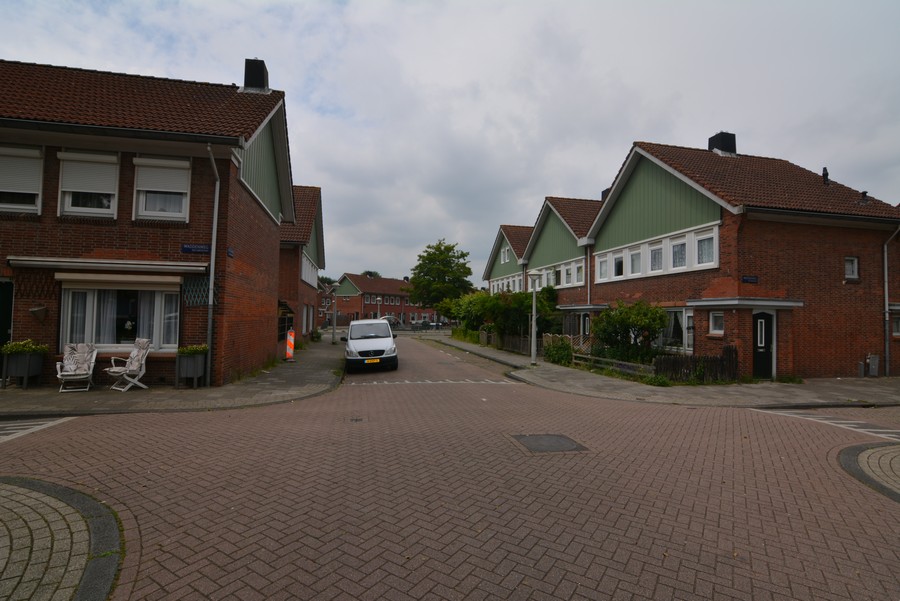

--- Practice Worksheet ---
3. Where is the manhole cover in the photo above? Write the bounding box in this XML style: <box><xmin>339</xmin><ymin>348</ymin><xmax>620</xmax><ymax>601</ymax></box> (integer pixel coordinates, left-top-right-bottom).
<box><xmin>512</xmin><ymin>434</ymin><xmax>587</xmax><ymax>453</ymax></box>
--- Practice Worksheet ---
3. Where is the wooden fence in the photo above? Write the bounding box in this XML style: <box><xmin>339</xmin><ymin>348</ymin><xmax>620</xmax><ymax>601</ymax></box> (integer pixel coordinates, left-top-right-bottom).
<box><xmin>653</xmin><ymin>345</ymin><xmax>738</xmax><ymax>383</ymax></box>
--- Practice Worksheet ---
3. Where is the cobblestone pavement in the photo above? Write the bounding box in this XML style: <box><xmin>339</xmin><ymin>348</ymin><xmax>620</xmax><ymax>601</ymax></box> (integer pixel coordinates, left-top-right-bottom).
<box><xmin>0</xmin><ymin>334</ymin><xmax>898</xmax><ymax>600</ymax></box>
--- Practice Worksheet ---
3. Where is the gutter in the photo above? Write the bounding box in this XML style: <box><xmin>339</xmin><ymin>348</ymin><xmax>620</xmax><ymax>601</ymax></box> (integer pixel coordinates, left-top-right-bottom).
<box><xmin>884</xmin><ymin>225</ymin><xmax>900</xmax><ymax>376</ymax></box>
<box><xmin>0</xmin><ymin>118</ymin><xmax>243</xmax><ymax>146</ymax></box>
<box><xmin>205</xmin><ymin>144</ymin><xmax>222</xmax><ymax>386</ymax></box>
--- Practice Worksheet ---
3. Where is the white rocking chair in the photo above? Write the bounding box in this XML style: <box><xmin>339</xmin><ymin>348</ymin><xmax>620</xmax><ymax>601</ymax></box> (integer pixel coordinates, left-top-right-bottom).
<box><xmin>56</xmin><ymin>343</ymin><xmax>98</xmax><ymax>393</ymax></box>
<box><xmin>105</xmin><ymin>338</ymin><xmax>152</xmax><ymax>391</ymax></box>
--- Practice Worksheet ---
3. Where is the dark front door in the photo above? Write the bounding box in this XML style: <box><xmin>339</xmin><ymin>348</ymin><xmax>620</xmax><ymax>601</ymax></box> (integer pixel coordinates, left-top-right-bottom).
<box><xmin>752</xmin><ymin>312</ymin><xmax>774</xmax><ymax>379</ymax></box>
<box><xmin>0</xmin><ymin>281</ymin><xmax>12</xmax><ymax>347</ymax></box>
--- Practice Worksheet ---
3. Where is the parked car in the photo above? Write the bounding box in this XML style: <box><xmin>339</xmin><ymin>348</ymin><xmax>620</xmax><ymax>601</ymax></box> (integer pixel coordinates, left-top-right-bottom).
<box><xmin>341</xmin><ymin>319</ymin><xmax>399</xmax><ymax>372</ymax></box>
<box><xmin>380</xmin><ymin>315</ymin><xmax>400</xmax><ymax>327</ymax></box>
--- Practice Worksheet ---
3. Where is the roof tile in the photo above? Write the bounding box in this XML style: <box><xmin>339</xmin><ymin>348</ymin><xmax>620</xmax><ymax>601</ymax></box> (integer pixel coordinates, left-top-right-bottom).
<box><xmin>0</xmin><ymin>60</ymin><xmax>284</xmax><ymax>141</ymax></box>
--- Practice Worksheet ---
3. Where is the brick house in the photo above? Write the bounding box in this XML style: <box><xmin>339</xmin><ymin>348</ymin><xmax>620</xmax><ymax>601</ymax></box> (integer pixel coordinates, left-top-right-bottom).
<box><xmin>0</xmin><ymin>59</ymin><xmax>297</xmax><ymax>386</ymax></box>
<box><xmin>280</xmin><ymin>186</ymin><xmax>325</xmax><ymax>347</ymax></box>
<box><xmin>483</xmin><ymin>225</ymin><xmax>533</xmax><ymax>294</ymax></box>
<box><xmin>331</xmin><ymin>273</ymin><xmax>432</xmax><ymax>327</ymax></box>
<box><xmin>586</xmin><ymin>132</ymin><xmax>900</xmax><ymax>378</ymax></box>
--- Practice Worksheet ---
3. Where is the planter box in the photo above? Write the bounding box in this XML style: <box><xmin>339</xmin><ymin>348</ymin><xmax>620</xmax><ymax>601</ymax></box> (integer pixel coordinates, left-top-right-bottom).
<box><xmin>2</xmin><ymin>353</ymin><xmax>44</xmax><ymax>389</ymax></box>
<box><xmin>177</xmin><ymin>354</ymin><xmax>207</xmax><ymax>388</ymax></box>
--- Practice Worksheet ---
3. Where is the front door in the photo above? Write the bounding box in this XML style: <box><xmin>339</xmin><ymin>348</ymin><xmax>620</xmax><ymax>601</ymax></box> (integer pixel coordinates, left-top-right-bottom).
<box><xmin>0</xmin><ymin>281</ymin><xmax>12</xmax><ymax>347</ymax></box>
<box><xmin>752</xmin><ymin>312</ymin><xmax>774</xmax><ymax>379</ymax></box>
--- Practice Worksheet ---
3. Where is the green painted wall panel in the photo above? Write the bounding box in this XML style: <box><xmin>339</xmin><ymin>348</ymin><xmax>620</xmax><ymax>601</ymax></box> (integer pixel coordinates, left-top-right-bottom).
<box><xmin>530</xmin><ymin>211</ymin><xmax>580</xmax><ymax>268</ymax></box>
<box><xmin>236</xmin><ymin>123</ymin><xmax>282</xmax><ymax>218</ymax></box>
<box><xmin>487</xmin><ymin>241</ymin><xmax>520</xmax><ymax>279</ymax></box>
<box><xmin>596</xmin><ymin>158</ymin><xmax>721</xmax><ymax>251</ymax></box>
<box><xmin>335</xmin><ymin>279</ymin><xmax>360</xmax><ymax>295</ymax></box>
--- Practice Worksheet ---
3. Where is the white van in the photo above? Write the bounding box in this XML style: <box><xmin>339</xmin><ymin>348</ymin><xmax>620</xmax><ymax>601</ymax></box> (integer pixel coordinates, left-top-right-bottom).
<box><xmin>341</xmin><ymin>319</ymin><xmax>399</xmax><ymax>372</ymax></box>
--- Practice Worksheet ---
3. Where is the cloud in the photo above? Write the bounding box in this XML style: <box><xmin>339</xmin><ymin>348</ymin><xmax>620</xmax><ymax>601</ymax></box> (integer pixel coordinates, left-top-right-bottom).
<box><xmin>2</xmin><ymin>0</ymin><xmax>899</xmax><ymax>284</ymax></box>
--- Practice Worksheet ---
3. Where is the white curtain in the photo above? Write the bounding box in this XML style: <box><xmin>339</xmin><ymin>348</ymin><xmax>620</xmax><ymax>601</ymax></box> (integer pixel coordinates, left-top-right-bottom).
<box><xmin>138</xmin><ymin>291</ymin><xmax>155</xmax><ymax>340</ymax></box>
<box><xmin>96</xmin><ymin>290</ymin><xmax>116</xmax><ymax>344</ymax></box>
<box><xmin>68</xmin><ymin>291</ymin><xmax>87</xmax><ymax>343</ymax></box>
<box><xmin>162</xmin><ymin>294</ymin><xmax>179</xmax><ymax>345</ymax></box>
<box><xmin>144</xmin><ymin>191</ymin><xmax>183</xmax><ymax>213</ymax></box>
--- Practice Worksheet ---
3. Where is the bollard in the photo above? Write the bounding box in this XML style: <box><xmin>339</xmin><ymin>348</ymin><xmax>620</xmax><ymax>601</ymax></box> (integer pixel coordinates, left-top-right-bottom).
<box><xmin>285</xmin><ymin>328</ymin><xmax>296</xmax><ymax>362</ymax></box>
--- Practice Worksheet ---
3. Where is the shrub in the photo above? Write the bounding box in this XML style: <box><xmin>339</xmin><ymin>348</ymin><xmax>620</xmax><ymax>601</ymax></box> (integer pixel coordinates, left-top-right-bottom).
<box><xmin>1</xmin><ymin>339</ymin><xmax>49</xmax><ymax>355</ymax></box>
<box><xmin>543</xmin><ymin>338</ymin><xmax>573</xmax><ymax>366</ymax></box>
<box><xmin>177</xmin><ymin>344</ymin><xmax>209</xmax><ymax>356</ymax></box>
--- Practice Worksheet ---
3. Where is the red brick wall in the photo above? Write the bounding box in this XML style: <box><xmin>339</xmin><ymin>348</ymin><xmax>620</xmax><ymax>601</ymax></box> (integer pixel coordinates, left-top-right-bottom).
<box><xmin>586</xmin><ymin>212</ymin><xmax>900</xmax><ymax>378</ymax></box>
<box><xmin>212</xmin><ymin>161</ymin><xmax>282</xmax><ymax>384</ymax></box>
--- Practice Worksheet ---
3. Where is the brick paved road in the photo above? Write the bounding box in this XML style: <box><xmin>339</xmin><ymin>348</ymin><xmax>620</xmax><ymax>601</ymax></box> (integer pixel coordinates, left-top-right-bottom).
<box><xmin>0</xmin><ymin>337</ymin><xmax>898</xmax><ymax>600</ymax></box>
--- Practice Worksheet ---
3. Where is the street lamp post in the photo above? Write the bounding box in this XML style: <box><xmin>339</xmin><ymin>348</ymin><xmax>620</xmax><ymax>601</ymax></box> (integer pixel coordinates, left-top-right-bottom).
<box><xmin>376</xmin><ymin>297</ymin><xmax>382</xmax><ymax>319</ymax></box>
<box><xmin>530</xmin><ymin>273</ymin><xmax>540</xmax><ymax>366</ymax></box>
<box><xmin>331</xmin><ymin>291</ymin><xmax>337</xmax><ymax>344</ymax></box>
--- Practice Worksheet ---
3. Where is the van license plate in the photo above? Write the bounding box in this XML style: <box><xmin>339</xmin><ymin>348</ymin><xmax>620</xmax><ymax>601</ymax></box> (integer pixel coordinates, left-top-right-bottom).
<box><xmin>365</xmin><ymin>358</ymin><xmax>380</xmax><ymax>364</ymax></box>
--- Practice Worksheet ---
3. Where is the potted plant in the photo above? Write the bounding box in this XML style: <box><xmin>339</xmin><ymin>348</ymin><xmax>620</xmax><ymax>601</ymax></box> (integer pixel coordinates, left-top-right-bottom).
<box><xmin>1</xmin><ymin>339</ymin><xmax>50</xmax><ymax>389</ymax></box>
<box><xmin>177</xmin><ymin>344</ymin><xmax>208</xmax><ymax>387</ymax></box>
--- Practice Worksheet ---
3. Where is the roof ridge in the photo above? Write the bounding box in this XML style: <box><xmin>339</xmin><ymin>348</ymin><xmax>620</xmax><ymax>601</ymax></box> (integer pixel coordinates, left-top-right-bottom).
<box><xmin>0</xmin><ymin>58</ymin><xmax>251</xmax><ymax>92</ymax></box>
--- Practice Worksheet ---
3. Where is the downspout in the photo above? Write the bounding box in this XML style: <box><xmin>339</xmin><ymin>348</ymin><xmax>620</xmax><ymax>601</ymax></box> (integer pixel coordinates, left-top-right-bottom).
<box><xmin>585</xmin><ymin>245</ymin><xmax>592</xmax><ymax>336</ymax></box>
<box><xmin>205</xmin><ymin>144</ymin><xmax>221</xmax><ymax>386</ymax></box>
<box><xmin>883</xmin><ymin>224</ymin><xmax>900</xmax><ymax>376</ymax></box>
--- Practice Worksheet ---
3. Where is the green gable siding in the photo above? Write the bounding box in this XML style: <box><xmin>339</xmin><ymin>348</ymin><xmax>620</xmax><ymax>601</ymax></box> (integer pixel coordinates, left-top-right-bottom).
<box><xmin>487</xmin><ymin>241</ymin><xmax>520</xmax><ymax>279</ymax></box>
<box><xmin>595</xmin><ymin>158</ymin><xmax>721</xmax><ymax>251</ymax></box>
<box><xmin>529</xmin><ymin>211</ymin><xmax>580</xmax><ymax>268</ymax></box>
<box><xmin>235</xmin><ymin>122</ymin><xmax>283</xmax><ymax>219</ymax></box>
<box><xmin>335</xmin><ymin>279</ymin><xmax>360</xmax><ymax>296</ymax></box>
<box><xmin>307</xmin><ymin>221</ymin><xmax>322</xmax><ymax>267</ymax></box>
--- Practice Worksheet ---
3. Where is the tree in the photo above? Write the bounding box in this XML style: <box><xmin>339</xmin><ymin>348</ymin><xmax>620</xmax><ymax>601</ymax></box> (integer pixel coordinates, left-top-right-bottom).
<box><xmin>361</xmin><ymin>270</ymin><xmax>381</xmax><ymax>279</ymax></box>
<box><xmin>407</xmin><ymin>239</ymin><xmax>474</xmax><ymax>311</ymax></box>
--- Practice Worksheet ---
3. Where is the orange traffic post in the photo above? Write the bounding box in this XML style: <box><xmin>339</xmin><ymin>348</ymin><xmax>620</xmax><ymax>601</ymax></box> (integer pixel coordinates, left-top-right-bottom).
<box><xmin>285</xmin><ymin>328</ymin><xmax>296</xmax><ymax>362</ymax></box>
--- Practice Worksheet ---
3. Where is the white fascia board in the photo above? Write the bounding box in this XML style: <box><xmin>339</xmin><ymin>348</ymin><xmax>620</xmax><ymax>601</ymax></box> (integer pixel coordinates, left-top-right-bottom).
<box><xmin>686</xmin><ymin>297</ymin><xmax>805</xmax><ymax>309</ymax></box>
<box><xmin>8</xmin><ymin>256</ymin><xmax>207</xmax><ymax>273</ymax></box>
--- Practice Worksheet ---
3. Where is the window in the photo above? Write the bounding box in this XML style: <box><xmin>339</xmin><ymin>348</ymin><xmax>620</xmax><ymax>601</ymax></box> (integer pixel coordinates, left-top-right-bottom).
<box><xmin>0</xmin><ymin>146</ymin><xmax>42</xmax><ymax>213</ymax></box>
<box><xmin>844</xmin><ymin>257</ymin><xmax>859</xmax><ymax>280</ymax></box>
<box><xmin>554</xmin><ymin>268</ymin><xmax>562</xmax><ymax>286</ymax></box>
<box><xmin>58</xmin><ymin>151</ymin><xmax>118</xmax><ymax>217</ymax></box>
<box><xmin>659</xmin><ymin>309</ymin><xmax>692</xmax><ymax>351</ymax></box>
<box><xmin>134</xmin><ymin>157</ymin><xmax>191</xmax><ymax>221</ymax></box>
<box><xmin>893</xmin><ymin>315</ymin><xmax>900</xmax><ymax>336</ymax></box>
<box><xmin>709</xmin><ymin>311</ymin><xmax>724</xmax><ymax>334</ymax></box>
<box><xmin>650</xmin><ymin>245</ymin><xmax>663</xmax><ymax>272</ymax></box>
<box><xmin>697</xmin><ymin>235</ymin><xmax>715</xmax><ymax>265</ymax></box>
<box><xmin>61</xmin><ymin>288</ymin><xmax>179</xmax><ymax>350</ymax></box>
<box><xmin>576</xmin><ymin>264</ymin><xmax>584</xmax><ymax>284</ymax></box>
<box><xmin>364</xmin><ymin>294</ymin><xmax>371</xmax><ymax>303</ymax></box>
<box><xmin>597</xmin><ymin>256</ymin><xmax>608</xmax><ymax>281</ymax></box>
<box><xmin>565</xmin><ymin>267</ymin><xmax>572</xmax><ymax>285</ymax></box>
<box><xmin>613</xmin><ymin>254</ymin><xmax>624</xmax><ymax>277</ymax></box>
<box><xmin>629</xmin><ymin>248</ymin><xmax>642</xmax><ymax>275</ymax></box>
<box><xmin>671</xmin><ymin>239</ymin><xmax>687</xmax><ymax>269</ymax></box>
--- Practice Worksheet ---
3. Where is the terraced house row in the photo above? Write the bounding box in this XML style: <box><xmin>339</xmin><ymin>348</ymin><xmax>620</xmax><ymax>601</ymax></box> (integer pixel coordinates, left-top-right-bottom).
<box><xmin>484</xmin><ymin>132</ymin><xmax>900</xmax><ymax>379</ymax></box>
<box><xmin>0</xmin><ymin>59</ymin><xmax>324</xmax><ymax>386</ymax></box>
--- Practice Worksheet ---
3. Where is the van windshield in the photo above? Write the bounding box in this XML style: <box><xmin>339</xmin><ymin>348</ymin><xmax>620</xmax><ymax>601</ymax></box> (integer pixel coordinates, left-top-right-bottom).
<box><xmin>349</xmin><ymin>322</ymin><xmax>392</xmax><ymax>340</ymax></box>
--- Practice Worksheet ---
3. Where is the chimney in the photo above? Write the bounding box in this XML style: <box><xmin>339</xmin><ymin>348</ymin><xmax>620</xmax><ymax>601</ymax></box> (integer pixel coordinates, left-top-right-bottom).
<box><xmin>708</xmin><ymin>131</ymin><xmax>737</xmax><ymax>155</ymax></box>
<box><xmin>242</xmin><ymin>58</ymin><xmax>269</xmax><ymax>91</ymax></box>
<box><xmin>823</xmin><ymin>167</ymin><xmax>829</xmax><ymax>186</ymax></box>
<box><xmin>860</xmin><ymin>191</ymin><xmax>869</xmax><ymax>204</ymax></box>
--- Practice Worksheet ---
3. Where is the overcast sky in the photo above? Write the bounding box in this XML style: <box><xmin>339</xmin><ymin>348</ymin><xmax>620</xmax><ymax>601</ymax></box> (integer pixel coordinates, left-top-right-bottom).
<box><xmin>3</xmin><ymin>1</ymin><xmax>899</xmax><ymax>284</ymax></box>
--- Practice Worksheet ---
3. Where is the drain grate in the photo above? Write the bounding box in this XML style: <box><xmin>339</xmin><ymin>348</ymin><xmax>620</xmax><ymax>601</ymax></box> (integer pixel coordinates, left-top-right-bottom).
<box><xmin>512</xmin><ymin>434</ymin><xmax>587</xmax><ymax>453</ymax></box>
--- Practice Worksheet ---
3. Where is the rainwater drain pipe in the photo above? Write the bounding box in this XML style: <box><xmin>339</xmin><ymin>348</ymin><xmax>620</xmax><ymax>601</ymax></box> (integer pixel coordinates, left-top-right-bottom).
<box><xmin>205</xmin><ymin>144</ymin><xmax>221</xmax><ymax>386</ymax></box>
<box><xmin>883</xmin><ymin>224</ymin><xmax>900</xmax><ymax>376</ymax></box>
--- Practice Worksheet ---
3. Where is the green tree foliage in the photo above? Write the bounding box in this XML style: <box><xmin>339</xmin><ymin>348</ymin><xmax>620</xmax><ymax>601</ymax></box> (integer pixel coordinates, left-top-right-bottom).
<box><xmin>592</xmin><ymin>300</ymin><xmax>667</xmax><ymax>363</ymax></box>
<box><xmin>447</xmin><ymin>287</ymin><xmax>560</xmax><ymax>336</ymax></box>
<box><xmin>408</xmin><ymin>239</ymin><xmax>474</xmax><ymax>309</ymax></box>
<box><xmin>360</xmin><ymin>270</ymin><xmax>382</xmax><ymax>279</ymax></box>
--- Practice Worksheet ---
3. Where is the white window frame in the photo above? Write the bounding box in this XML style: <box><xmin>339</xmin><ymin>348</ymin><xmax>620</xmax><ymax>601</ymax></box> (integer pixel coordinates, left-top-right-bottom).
<box><xmin>594</xmin><ymin>224</ymin><xmax>719</xmax><ymax>283</ymax></box>
<box><xmin>60</xmin><ymin>286</ymin><xmax>179</xmax><ymax>352</ymax></box>
<box><xmin>58</xmin><ymin>151</ymin><xmax>119</xmax><ymax>218</ymax></box>
<box><xmin>0</xmin><ymin>146</ymin><xmax>43</xmax><ymax>214</ymax></box>
<box><xmin>133</xmin><ymin>157</ymin><xmax>191</xmax><ymax>222</ymax></box>
<box><xmin>892</xmin><ymin>314</ymin><xmax>900</xmax><ymax>336</ymax></box>
<box><xmin>844</xmin><ymin>256</ymin><xmax>859</xmax><ymax>280</ymax></box>
<box><xmin>629</xmin><ymin>247</ymin><xmax>642</xmax><ymax>276</ymax></box>
<box><xmin>709</xmin><ymin>311</ymin><xmax>725</xmax><ymax>335</ymax></box>
<box><xmin>696</xmin><ymin>231</ymin><xmax>715</xmax><ymax>265</ymax></box>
